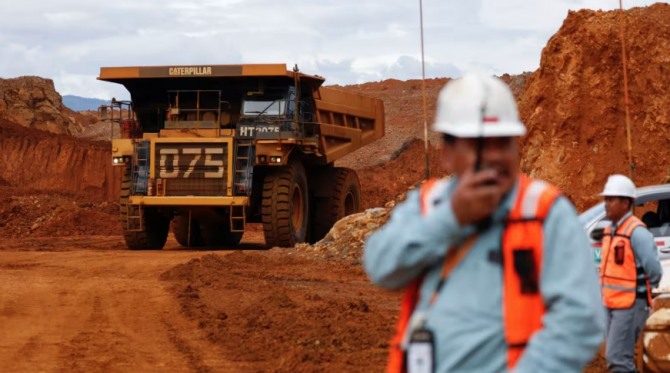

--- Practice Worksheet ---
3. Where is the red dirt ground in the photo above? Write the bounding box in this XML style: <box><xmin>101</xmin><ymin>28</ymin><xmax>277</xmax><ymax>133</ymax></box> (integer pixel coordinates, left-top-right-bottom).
<box><xmin>3</xmin><ymin>4</ymin><xmax>670</xmax><ymax>372</ymax></box>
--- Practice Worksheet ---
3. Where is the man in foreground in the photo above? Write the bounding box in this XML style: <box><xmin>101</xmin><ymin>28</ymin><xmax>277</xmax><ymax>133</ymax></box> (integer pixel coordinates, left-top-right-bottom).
<box><xmin>364</xmin><ymin>72</ymin><xmax>605</xmax><ymax>373</ymax></box>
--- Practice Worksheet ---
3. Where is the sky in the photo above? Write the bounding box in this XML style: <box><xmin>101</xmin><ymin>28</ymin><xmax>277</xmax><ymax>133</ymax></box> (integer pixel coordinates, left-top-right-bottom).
<box><xmin>0</xmin><ymin>0</ymin><xmax>663</xmax><ymax>100</ymax></box>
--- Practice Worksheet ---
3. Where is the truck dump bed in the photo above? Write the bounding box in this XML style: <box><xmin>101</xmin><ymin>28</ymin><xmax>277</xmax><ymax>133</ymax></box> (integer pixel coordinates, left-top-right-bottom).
<box><xmin>315</xmin><ymin>87</ymin><xmax>384</xmax><ymax>161</ymax></box>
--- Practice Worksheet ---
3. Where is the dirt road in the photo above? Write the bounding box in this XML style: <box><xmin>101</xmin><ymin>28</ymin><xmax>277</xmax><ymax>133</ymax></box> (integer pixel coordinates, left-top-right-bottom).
<box><xmin>0</xmin><ymin>234</ymin><xmax>397</xmax><ymax>373</ymax></box>
<box><xmin>0</xmin><ymin>237</ymin><xmax>248</xmax><ymax>372</ymax></box>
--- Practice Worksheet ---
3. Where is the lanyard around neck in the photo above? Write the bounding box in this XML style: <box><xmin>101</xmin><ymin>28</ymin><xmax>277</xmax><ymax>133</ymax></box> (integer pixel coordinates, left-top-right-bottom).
<box><xmin>429</xmin><ymin>234</ymin><xmax>479</xmax><ymax>305</ymax></box>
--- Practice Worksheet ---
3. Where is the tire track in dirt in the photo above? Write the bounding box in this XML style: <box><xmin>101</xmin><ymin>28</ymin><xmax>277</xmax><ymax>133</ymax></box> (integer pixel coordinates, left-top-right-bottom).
<box><xmin>0</xmin><ymin>243</ymin><xmax>246</xmax><ymax>372</ymax></box>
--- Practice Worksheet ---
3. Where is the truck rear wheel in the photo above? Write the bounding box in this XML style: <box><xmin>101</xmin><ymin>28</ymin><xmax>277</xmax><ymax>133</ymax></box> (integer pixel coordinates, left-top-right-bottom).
<box><xmin>171</xmin><ymin>215</ymin><xmax>205</xmax><ymax>247</ymax></box>
<box><xmin>262</xmin><ymin>161</ymin><xmax>309</xmax><ymax>247</ymax></box>
<box><xmin>119</xmin><ymin>169</ymin><xmax>170</xmax><ymax>250</ymax></box>
<box><xmin>310</xmin><ymin>167</ymin><xmax>362</xmax><ymax>243</ymax></box>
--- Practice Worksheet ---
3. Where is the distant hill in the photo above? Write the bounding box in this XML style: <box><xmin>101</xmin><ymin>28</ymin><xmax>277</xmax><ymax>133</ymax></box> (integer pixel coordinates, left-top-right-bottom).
<box><xmin>62</xmin><ymin>95</ymin><xmax>109</xmax><ymax>111</ymax></box>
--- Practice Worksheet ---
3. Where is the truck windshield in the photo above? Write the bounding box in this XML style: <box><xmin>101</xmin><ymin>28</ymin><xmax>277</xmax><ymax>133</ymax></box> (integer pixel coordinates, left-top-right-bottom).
<box><xmin>242</xmin><ymin>94</ymin><xmax>287</xmax><ymax>116</ymax></box>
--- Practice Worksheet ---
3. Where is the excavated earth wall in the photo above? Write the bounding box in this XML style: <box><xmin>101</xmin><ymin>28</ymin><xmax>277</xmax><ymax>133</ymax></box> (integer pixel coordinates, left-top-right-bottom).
<box><xmin>519</xmin><ymin>3</ymin><xmax>670</xmax><ymax>211</ymax></box>
<box><xmin>0</xmin><ymin>119</ymin><xmax>121</xmax><ymax>200</ymax></box>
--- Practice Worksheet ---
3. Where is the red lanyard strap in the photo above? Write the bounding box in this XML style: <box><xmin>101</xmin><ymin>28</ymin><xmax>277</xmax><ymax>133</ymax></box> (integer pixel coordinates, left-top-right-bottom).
<box><xmin>429</xmin><ymin>234</ymin><xmax>479</xmax><ymax>305</ymax></box>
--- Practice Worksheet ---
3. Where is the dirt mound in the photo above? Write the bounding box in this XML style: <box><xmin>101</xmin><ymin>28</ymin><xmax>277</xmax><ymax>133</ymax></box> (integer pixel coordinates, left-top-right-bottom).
<box><xmin>0</xmin><ymin>76</ymin><xmax>89</xmax><ymax>135</ymax></box>
<box><xmin>359</xmin><ymin>138</ymin><xmax>444</xmax><ymax>210</ymax></box>
<box><xmin>519</xmin><ymin>3</ymin><xmax>670</xmax><ymax>211</ymax></box>
<box><xmin>0</xmin><ymin>186</ymin><xmax>119</xmax><ymax>238</ymax></box>
<box><xmin>160</xmin><ymin>252</ymin><xmax>397</xmax><ymax>372</ymax></box>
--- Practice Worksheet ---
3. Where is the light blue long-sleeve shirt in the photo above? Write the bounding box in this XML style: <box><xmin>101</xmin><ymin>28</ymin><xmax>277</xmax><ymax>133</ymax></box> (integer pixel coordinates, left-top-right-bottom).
<box><xmin>611</xmin><ymin>212</ymin><xmax>663</xmax><ymax>290</ymax></box>
<box><xmin>364</xmin><ymin>177</ymin><xmax>606</xmax><ymax>373</ymax></box>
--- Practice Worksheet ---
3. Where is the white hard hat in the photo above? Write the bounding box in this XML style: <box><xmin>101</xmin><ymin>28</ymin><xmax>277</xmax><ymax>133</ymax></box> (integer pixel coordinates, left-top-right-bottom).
<box><xmin>432</xmin><ymin>72</ymin><xmax>526</xmax><ymax>138</ymax></box>
<box><xmin>600</xmin><ymin>174</ymin><xmax>636</xmax><ymax>199</ymax></box>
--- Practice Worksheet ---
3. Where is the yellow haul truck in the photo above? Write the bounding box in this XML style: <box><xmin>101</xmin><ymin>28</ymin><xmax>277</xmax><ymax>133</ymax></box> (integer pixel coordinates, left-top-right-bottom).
<box><xmin>98</xmin><ymin>64</ymin><xmax>384</xmax><ymax>250</ymax></box>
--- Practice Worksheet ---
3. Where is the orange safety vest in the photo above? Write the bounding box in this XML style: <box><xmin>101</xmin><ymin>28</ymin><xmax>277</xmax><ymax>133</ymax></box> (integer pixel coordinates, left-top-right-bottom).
<box><xmin>386</xmin><ymin>174</ymin><xmax>561</xmax><ymax>373</ymax></box>
<box><xmin>600</xmin><ymin>215</ymin><xmax>652</xmax><ymax>309</ymax></box>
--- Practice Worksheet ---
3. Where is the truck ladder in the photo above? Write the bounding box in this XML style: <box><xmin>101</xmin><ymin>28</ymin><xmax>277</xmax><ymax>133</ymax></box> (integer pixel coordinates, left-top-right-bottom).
<box><xmin>125</xmin><ymin>204</ymin><xmax>144</xmax><ymax>232</ymax></box>
<box><xmin>126</xmin><ymin>141</ymin><xmax>149</xmax><ymax>232</ymax></box>
<box><xmin>230</xmin><ymin>205</ymin><xmax>245</xmax><ymax>233</ymax></box>
<box><xmin>131</xmin><ymin>141</ymin><xmax>150</xmax><ymax>195</ymax></box>
<box><xmin>233</xmin><ymin>140</ymin><xmax>254</xmax><ymax>195</ymax></box>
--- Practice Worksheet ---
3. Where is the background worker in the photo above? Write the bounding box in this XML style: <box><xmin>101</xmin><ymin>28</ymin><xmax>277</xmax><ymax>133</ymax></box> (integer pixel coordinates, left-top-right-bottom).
<box><xmin>599</xmin><ymin>174</ymin><xmax>663</xmax><ymax>373</ymax></box>
<box><xmin>364</xmin><ymin>72</ymin><xmax>605</xmax><ymax>373</ymax></box>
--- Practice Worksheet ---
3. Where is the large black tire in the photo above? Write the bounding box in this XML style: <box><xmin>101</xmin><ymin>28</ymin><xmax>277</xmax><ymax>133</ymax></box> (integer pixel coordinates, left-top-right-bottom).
<box><xmin>200</xmin><ymin>219</ymin><xmax>244</xmax><ymax>248</ymax></box>
<box><xmin>119</xmin><ymin>168</ymin><xmax>170</xmax><ymax>250</ymax></box>
<box><xmin>262</xmin><ymin>161</ymin><xmax>309</xmax><ymax>247</ymax></box>
<box><xmin>171</xmin><ymin>215</ymin><xmax>205</xmax><ymax>248</ymax></box>
<box><xmin>310</xmin><ymin>168</ymin><xmax>361</xmax><ymax>243</ymax></box>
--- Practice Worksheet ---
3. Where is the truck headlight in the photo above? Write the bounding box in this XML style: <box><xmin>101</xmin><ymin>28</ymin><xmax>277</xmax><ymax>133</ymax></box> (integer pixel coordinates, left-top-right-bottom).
<box><xmin>112</xmin><ymin>156</ymin><xmax>132</xmax><ymax>165</ymax></box>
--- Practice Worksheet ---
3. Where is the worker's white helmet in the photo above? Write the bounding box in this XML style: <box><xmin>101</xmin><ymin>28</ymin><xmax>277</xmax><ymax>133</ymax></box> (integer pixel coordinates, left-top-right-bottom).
<box><xmin>432</xmin><ymin>72</ymin><xmax>526</xmax><ymax>138</ymax></box>
<box><xmin>600</xmin><ymin>174</ymin><xmax>637</xmax><ymax>199</ymax></box>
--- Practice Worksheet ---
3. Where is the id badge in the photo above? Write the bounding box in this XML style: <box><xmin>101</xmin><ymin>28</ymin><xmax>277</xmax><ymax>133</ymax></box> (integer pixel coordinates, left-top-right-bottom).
<box><xmin>407</xmin><ymin>327</ymin><xmax>435</xmax><ymax>373</ymax></box>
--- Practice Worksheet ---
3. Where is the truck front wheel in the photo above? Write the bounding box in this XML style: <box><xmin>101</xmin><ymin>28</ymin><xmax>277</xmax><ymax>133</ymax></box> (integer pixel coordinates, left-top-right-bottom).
<box><xmin>262</xmin><ymin>161</ymin><xmax>309</xmax><ymax>248</ymax></box>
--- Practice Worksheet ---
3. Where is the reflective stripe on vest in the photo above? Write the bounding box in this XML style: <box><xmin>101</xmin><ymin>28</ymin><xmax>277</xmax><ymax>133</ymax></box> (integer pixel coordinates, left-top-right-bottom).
<box><xmin>600</xmin><ymin>215</ymin><xmax>651</xmax><ymax>308</ymax></box>
<box><xmin>385</xmin><ymin>175</ymin><xmax>560</xmax><ymax>373</ymax></box>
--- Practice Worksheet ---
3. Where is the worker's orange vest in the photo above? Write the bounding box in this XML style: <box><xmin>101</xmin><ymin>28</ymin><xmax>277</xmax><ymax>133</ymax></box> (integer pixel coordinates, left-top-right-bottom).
<box><xmin>386</xmin><ymin>174</ymin><xmax>560</xmax><ymax>373</ymax></box>
<box><xmin>600</xmin><ymin>215</ymin><xmax>652</xmax><ymax>309</ymax></box>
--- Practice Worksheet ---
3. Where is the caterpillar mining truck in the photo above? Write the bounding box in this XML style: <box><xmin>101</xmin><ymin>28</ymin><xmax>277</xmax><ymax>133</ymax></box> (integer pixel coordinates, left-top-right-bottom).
<box><xmin>98</xmin><ymin>64</ymin><xmax>384</xmax><ymax>250</ymax></box>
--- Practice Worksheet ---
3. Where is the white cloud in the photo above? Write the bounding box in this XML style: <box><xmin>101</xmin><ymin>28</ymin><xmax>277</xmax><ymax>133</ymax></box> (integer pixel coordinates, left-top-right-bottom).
<box><xmin>480</xmin><ymin>0</ymin><xmax>572</xmax><ymax>31</ymax></box>
<box><xmin>0</xmin><ymin>0</ymin><xmax>662</xmax><ymax>99</ymax></box>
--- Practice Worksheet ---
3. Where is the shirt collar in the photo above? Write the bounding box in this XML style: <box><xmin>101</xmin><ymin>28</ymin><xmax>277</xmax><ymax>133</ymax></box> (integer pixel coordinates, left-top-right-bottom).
<box><xmin>612</xmin><ymin>211</ymin><xmax>633</xmax><ymax>229</ymax></box>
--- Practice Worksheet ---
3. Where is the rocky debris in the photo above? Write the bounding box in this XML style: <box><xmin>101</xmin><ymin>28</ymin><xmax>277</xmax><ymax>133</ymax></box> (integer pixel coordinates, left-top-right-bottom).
<box><xmin>296</xmin><ymin>208</ymin><xmax>389</xmax><ymax>263</ymax></box>
<box><xmin>297</xmin><ymin>188</ymin><xmax>412</xmax><ymax>263</ymax></box>
<box><xmin>0</xmin><ymin>76</ymin><xmax>87</xmax><ymax>135</ymax></box>
<box><xmin>640</xmin><ymin>295</ymin><xmax>670</xmax><ymax>373</ymax></box>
